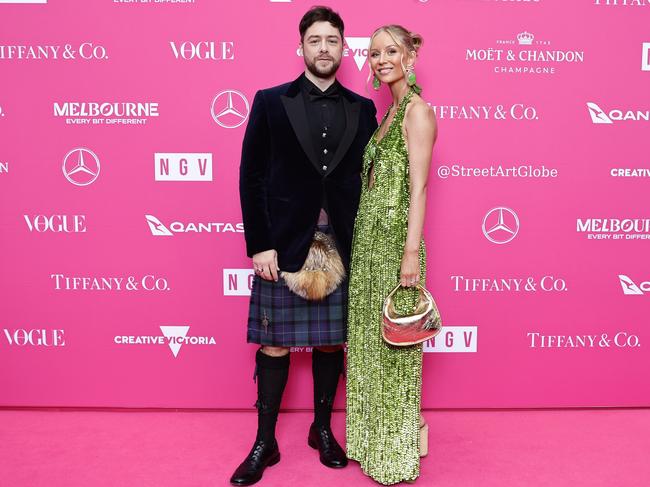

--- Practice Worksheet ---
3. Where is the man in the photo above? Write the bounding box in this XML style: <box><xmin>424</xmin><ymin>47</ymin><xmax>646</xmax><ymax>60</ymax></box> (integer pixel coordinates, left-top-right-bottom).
<box><xmin>231</xmin><ymin>6</ymin><xmax>378</xmax><ymax>486</ymax></box>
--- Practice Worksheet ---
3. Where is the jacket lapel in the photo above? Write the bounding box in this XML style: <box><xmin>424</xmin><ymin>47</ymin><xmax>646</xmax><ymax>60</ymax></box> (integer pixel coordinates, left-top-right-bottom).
<box><xmin>281</xmin><ymin>79</ymin><xmax>321</xmax><ymax>173</ymax></box>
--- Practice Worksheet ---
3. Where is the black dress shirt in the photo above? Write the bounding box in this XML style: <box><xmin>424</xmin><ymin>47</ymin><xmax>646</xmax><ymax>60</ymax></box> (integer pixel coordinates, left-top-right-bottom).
<box><xmin>300</xmin><ymin>74</ymin><xmax>347</xmax><ymax>175</ymax></box>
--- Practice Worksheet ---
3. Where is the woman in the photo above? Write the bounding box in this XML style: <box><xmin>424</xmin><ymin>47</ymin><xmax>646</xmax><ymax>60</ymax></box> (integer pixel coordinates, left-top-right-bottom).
<box><xmin>346</xmin><ymin>25</ymin><xmax>437</xmax><ymax>484</ymax></box>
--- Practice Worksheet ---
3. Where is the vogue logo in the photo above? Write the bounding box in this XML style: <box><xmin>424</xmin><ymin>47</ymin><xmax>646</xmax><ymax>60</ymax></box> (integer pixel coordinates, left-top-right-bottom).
<box><xmin>618</xmin><ymin>275</ymin><xmax>650</xmax><ymax>295</ymax></box>
<box><xmin>3</xmin><ymin>329</ymin><xmax>65</xmax><ymax>347</ymax></box>
<box><xmin>423</xmin><ymin>326</ymin><xmax>477</xmax><ymax>353</ymax></box>
<box><xmin>223</xmin><ymin>268</ymin><xmax>255</xmax><ymax>296</ymax></box>
<box><xmin>170</xmin><ymin>41</ymin><xmax>234</xmax><ymax>60</ymax></box>
<box><xmin>587</xmin><ymin>102</ymin><xmax>650</xmax><ymax>124</ymax></box>
<box><xmin>154</xmin><ymin>153</ymin><xmax>212</xmax><ymax>181</ymax></box>
<box><xmin>0</xmin><ymin>43</ymin><xmax>108</xmax><ymax>60</ymax></box>
<box><xmin>114</xmin><ymin>326</ymin><xmax>216</xmax><ymax>358</ymax></box>
<box><xmin>145</xmin><ymin>215</ymin><xmax>243</xmax><ymax>236</ymax></box>
<box><xmin>24</xmin><ymin>214</ymin><xmax>87</xmax><ymax>233</ymax></box>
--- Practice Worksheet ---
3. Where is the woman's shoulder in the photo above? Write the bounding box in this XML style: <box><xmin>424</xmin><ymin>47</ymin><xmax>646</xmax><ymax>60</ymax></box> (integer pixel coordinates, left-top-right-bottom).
<box><xmin>404</xmin><ymin>95</ymin><xmax>436</xmax><ymax>128</ymax></box>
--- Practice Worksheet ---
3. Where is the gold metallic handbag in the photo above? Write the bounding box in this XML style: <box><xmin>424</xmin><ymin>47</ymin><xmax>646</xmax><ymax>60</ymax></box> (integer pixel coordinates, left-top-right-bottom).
<box><xmin>382</xmin><ymin>283</ymin><xmax>442</xmax><ymax>346</ymax></box>
<box><xmin>281</xmin><ymin>231</ymin><xmax>346</xmax><ymax>301</ymax></box>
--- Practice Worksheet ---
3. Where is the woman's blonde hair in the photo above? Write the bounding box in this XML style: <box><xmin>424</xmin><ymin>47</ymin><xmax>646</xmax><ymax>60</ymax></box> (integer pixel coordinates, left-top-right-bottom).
<box><xmin>366</xmin><ymin>25</ymin><xmax>423</xmax><ymax>88</ymax></box>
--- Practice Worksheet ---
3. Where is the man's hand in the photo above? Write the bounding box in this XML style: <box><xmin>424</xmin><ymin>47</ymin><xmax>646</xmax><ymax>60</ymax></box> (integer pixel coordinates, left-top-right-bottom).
<box><xmin>253</xmin><ymin>249</ymin><xmax>279</xmax><ymax>282</ymax></box>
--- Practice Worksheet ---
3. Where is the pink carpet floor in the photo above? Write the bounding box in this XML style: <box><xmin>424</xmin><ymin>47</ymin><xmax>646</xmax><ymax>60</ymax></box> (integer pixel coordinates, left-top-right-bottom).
<box><xmin>1</xmin><ymin>408</ymin><xmax>649</xmax><ymax>487</ymax></box>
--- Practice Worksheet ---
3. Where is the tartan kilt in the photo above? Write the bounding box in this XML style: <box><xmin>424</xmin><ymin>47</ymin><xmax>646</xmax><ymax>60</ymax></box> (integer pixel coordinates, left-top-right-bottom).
<box><xmin>246</xmin><ymin>274</ymin><xmax>348</xmax><ymax>347</ymax></box>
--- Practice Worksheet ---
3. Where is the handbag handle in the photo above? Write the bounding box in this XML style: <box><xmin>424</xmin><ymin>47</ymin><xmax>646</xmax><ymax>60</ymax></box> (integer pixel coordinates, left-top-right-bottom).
<box><xmin>383</xmin><ymin>283</ymin><xmax>436</xmax><ymax>324</ymax></box>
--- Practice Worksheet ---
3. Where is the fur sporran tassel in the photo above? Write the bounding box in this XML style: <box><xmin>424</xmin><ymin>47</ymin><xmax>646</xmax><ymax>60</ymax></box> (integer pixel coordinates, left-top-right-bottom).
<box><xmin>281</xmin><ymin>232</ymin><xmax>345</xmax><ymax>300</ymax></box>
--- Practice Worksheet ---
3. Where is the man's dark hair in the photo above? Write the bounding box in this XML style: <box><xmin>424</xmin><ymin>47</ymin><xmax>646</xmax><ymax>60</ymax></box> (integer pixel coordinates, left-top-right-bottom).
<box><xmin>299</xmin><ymin>6</ymin><xmax>344</xmax><ymax>41</ymax></box>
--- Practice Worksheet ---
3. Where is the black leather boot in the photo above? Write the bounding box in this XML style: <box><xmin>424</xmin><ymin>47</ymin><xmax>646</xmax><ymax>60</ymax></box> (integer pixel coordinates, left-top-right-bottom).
<box><xmin>308</xmin><ymin>348</ymin><xmax>347</xmax><ymax>468</ymax></box>
<box><xmin>230</xmin><ymin>350</ymin><xmax>290</xmax><ymax>486</ymax></box>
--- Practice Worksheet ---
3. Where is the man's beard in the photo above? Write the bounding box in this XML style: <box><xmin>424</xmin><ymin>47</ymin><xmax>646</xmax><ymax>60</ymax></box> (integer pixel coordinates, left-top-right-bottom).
<box><xmin>305</xmin><ymin>56</ymin><xmax>341</xmax><ymax>79</ymax></box>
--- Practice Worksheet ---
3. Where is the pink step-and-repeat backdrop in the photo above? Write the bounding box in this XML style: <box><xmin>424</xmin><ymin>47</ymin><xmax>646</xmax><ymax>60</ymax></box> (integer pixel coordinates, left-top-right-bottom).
<box><xmin>1</xmin><ymin>0</ymin><xmax>649</xmax><ymax>409</ymax></box>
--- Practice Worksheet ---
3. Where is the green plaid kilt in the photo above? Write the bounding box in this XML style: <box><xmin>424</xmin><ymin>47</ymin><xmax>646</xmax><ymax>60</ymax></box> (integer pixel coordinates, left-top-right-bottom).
<box><xmin>246</xmin><ymin>272</ymin><xmax>348</xmax><ymax>347</ymax></box>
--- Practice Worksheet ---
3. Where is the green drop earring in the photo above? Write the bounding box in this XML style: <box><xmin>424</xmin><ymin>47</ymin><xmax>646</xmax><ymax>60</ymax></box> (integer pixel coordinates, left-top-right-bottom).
<box><xmin>372</xmin><ymin>75</ymin><xmax>381</xmax><ymax>91</ymax></box>
<box><xmin>406</xmin><ymin>66</ymin><xmax>417</xmax><ymax>87</ymax></box>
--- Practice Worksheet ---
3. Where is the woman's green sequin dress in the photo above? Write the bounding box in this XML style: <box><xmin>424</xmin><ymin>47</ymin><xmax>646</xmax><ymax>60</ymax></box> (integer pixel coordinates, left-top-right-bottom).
<box><xmin>346</xmin><ymin>88</ymin><xmax>425</xmax><ymax>484</ymax></box>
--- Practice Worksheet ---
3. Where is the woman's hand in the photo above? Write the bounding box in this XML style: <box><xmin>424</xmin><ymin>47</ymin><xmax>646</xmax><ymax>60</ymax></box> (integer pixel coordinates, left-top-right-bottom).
<box><xmin>400</xmin><ymin>250</ymin><xmax>420</xmax><ymax>287</ymax></box>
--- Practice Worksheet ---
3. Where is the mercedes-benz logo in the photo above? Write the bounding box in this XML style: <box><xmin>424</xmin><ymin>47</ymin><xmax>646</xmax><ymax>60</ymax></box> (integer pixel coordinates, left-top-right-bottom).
<box><xmin>211</xmin><ymin>90</ymin><xmax>249</xmax><ymax>129</ymax></box>
<box><xmin>482</xmin><ymin>207</ymin><xmax>519</xmax><ymax>244</ymax></box>
<box><xmin>62</xmin><ymin>148</ymin><xmax>100</xmax><ymax>186</ymax></box>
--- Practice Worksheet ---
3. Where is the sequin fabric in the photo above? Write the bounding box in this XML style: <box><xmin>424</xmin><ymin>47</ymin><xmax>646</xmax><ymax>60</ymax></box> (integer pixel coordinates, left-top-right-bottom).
<box><xmin>346</xmin><ymin>88</ymin><xmax>426</xmax><ymax>485</ymax></box>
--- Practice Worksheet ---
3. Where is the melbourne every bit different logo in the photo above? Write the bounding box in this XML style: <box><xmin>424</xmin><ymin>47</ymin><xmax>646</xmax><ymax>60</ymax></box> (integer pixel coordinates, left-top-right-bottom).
<box><xmin>576</xmin><ymin>218</ymin><xmax>650</xmax><ymax>240</ymax></box>
<box><xmin>114</xmin><ymin>326</ymin><xmax>216</xmax><ymax>358</ymax></box>
<box><xmin>466</xmin><ymin>30</ymin><xmax>584</xmax><ymax>75</ymax></box>
<box><xmin>145</xmin><ymin>215</ymin><xmax>243</xmax><ymax>236</ymax></box>
<box><xmin>53</xmin><ymin>101</ymin><xmax>159</xmax><ymax>125</ymax></box>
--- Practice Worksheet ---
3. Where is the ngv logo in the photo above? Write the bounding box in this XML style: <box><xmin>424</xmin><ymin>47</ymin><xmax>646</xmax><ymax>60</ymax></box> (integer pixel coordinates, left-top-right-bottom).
<box><xmin>169</xmin><ymin>41</ymin><xmax>234</xmax><ymax>61</ymax></box>
<box><xmin>223</xmin><ymin>268</ymin><xmax>255</xmax><ymax>296</ymax></box>
<box><xmin>24</xmin><ymin>214</ymin><xmax>87</xmax><ymax>233</ymax></box>
<box><xmin>587</xmin><ymin>102</ymin><xmax>650</xmax><ymax>124</ymax></box>
<box><xmin>155</xmin><ymin>153</ymin><xmax>212</xmax><ymax>181</ymax></box>
<box><xmin>423</xmin><ymin>326</ymin><xmax>477</xmax><ymax>353</ymax></box>
<box><xmin>3</xmin><ymin>329</ymin><xmax>65</xmax><ymax>347</ymax></box>
<box><xmin>643</xmin><ymin>43</ymin><xmax>650</xmax><ymax>71</ymax></box>
<box><xmin>618</xmin><ymin>275</ymin><xmax>650</xmax><ymax>295</ymax></box>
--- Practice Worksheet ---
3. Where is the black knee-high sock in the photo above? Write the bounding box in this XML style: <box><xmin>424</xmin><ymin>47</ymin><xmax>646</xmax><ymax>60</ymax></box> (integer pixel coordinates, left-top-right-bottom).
<box><xmin>312</xmin><ymin>348</ymin><xmax>343</xmax><ymax>428</ymax></box>
<box><xmin>255</xmin><ymin>350</ymin><xmax>290</xmax><ymax>443</ymax></box>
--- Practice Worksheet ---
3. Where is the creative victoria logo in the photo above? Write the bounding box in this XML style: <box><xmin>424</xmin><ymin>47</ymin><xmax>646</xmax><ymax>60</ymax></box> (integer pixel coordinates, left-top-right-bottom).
<box><xmin>2</xmin><ymin>328</ymin><xmax>65</xmax><ymax>347</ymax></box>
<box><xmin>0</xmin><ymin>43</ymin><xmax>108</xmax><ymax>60</ymax></box>
<box><xmin>466</xmin><ymin>30</ymin><xmax>584</xmax><ymax>75</ymax></box>
<box><xmin>576</xmin><ymin>218</ymin><xmax>650</xmax><ymax>240</ymax></box>
<box><xmin>145</xmin><ymin>215</ymin><xmax>243</xmax><ymax>236</ymax></box>
<box><xmin>154</xmin><ymin>153</ymin><xmax>212</xmax><ymax>181</ymax></box>
<box><xmin>430</xmin><ymin>103</ymin><xmax>539</xmax><ymax>121</ymax></box>
<box><xmin>451</xmin><ymin>275</ymin><xmax>567</xmax><ymax>292</ymax></box>
<box><xmin>62</xmin><ymin>148</ymin><xmax>100</xmax><ymax>186</ymax></box>
<box><xmin>114</xmin><ymin>326</ymin><xmax>216</xmax><ymax>358</ymax></box>
<box><xmin>223</xmin><ymin>268</ymin><xmax>255</xmax><ymax>296</ymax></box>
<box><xmin>423</xmin><ymin>326</ymin><xmax>477</xmax><ymax>353</ymax></box>
<box><xmin>587</xmin><ymin>102</ymin><xmax>650</xmax><ymax>124</ymax></box>
<box><xmin>211</xmin><ymin>90</ymin><xmax>249</xmax><ymax>128</ymax></box>
<box><xmin>53</xmin><ymin>101</ymin><xmax>159</xmax><ymax>125</ymax></box>
<box><xmin>482</xmin><ymin>207</ymin><xmax>519</xmax><ymax>244</ymax></box>
<box><xmin>618</xmin><ymin>275</ymin><xmax>650</xmax><ymax>295</ymax></box>
<box><xmin>345</xmin><ymin>37</ymin><xmax>370</xmax><ymax>71</ymax></box>
<box><xmin>170</xmin><ymin>41</ymin><xmax>234</xmax><ymax>60</ymax></box>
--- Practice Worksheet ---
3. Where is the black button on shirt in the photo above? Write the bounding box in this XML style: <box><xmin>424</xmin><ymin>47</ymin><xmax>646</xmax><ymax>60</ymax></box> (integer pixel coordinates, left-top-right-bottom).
<box><xmin>300</xmin><ymin>74</ymin><xmax>346</xmax><ymax>174</ymax></box>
